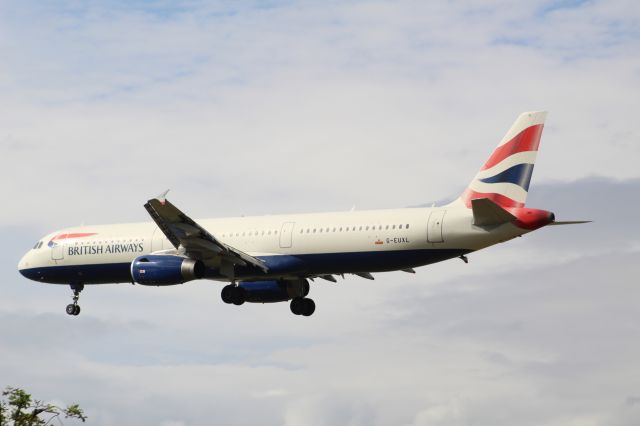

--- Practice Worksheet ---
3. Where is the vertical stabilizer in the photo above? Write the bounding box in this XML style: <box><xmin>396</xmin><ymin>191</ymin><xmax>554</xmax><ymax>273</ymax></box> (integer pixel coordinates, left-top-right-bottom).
<box><xmin>456</xmin><ymin>111</ymin><xmax>547</xmax><ymax>208</ymax></box>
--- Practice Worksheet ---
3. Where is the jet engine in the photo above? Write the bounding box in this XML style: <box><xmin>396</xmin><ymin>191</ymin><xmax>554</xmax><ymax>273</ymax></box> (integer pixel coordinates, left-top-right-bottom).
<box><xmin>131</xmin><ymin>255</ymin><xmax>205</xmax><ymax>285</ymax></box>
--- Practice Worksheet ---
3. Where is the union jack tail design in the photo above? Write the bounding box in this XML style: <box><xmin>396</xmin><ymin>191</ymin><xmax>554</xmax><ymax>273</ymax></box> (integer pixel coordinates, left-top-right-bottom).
<box><xmin>457</xmin><ymin>111</ymin><xmax>547</xmax><ymax>208</ymax></box>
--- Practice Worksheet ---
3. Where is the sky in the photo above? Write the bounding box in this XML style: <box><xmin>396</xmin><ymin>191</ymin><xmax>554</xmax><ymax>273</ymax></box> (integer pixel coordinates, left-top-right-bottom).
<box><xmin>1</xmin><ymin>0</ymin><xmax>639</xmax><ymax>425</ymax></box>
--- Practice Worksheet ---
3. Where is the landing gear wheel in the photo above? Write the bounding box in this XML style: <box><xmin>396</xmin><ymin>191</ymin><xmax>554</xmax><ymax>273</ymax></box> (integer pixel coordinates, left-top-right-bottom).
<box><xmin>290</xmin><ymin>297</ymin><xmax>304</xmax><ymax>315</ymax></box>
<box><xmin>222</xmin><ymin>284</ymin><xmax>245</xmax><ymax>305</ymax></box>
<box><xmin>231</xmin><ymin>286</ymin><xmax>246</xmax><ymax>306</ymax></box>
<box><xmin>290</xmin><ymin>297</ymin><xmax>315</xmax><ymax>316</ymax></box>
<box><xmin>221</xmin><ymin>285</ymin><xmax>235</xmax><ymax>304</ymax></box>
<box><xmin>66</xmin><ymin>283</ymin><xmax>84</xmax><ymax>316</ymax></box>
<box><xmin>66</xmin><ymin>304</ymin><xmax>76</xmax><ymax>315</ymax></box>
<box><xmin>301</xmin><ymin>298</ymin><xmax>315</xmax><ymax>317</ymax></box>
<box><xmin>66</xmin><ymin>304</ymin><xmax>80</xmax><ymax>316</ymax></box>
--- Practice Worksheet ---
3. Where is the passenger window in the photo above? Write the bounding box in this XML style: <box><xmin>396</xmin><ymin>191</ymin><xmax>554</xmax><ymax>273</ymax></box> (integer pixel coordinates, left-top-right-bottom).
<box><xmin>406</xmin><ymin>224</ymin><xmax>410</xmax><ymax>228</ymax></box>
<box><xmin>385</xmin><ymin>225</ymin><xmax>389</xmax><ymax>230</ymax></box>
<box><xmin>392</xmin><ymin>225</ymin><xmax>396</xmax><ymax>229</ymax></box>
<box><xmin>399</xmin><ymin>224</ymin><xmax>403</xmax><ymax>229</ymax></box>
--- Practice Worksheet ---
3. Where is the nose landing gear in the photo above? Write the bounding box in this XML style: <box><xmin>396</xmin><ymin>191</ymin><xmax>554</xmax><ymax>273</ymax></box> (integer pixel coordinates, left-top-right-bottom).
<box><xmin>65</xmin><ymin>283</ymin><xmax>84</xmax><ymax>316</ymax></box>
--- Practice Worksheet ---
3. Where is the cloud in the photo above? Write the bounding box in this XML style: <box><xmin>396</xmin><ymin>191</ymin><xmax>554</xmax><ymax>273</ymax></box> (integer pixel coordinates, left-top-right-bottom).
<box><xmin>1</xmin><ymin>1</ymin><xmax>639</xmax><ymax>425</ymax></box>
<box><xmin>3</xmin><ymin>179</ymin><xmax>640</xmax><ymax>426</ymax></box>
<box><xmin>1</xmin><ymin>0</ymin><xmax>639</xmax><ymax>229</ymax></box>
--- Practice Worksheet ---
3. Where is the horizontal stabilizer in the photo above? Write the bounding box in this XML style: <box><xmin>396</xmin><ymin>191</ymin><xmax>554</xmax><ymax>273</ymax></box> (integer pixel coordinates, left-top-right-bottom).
<box><xmin>472</xmin><ymin>198</ymin><xmax>517</xmax><ymax>226</ymax></box>
<box><xmin>548</xmin><ymin>220</ymin><xmax>592</xmax><ymax>226</ymax></box>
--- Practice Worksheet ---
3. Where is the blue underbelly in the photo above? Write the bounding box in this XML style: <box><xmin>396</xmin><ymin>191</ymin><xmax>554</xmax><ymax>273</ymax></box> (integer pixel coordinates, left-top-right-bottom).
<box><xmin>20</xmin><ymin>248</ymin><xmax>470</xmax><ymax>284</ymax></box>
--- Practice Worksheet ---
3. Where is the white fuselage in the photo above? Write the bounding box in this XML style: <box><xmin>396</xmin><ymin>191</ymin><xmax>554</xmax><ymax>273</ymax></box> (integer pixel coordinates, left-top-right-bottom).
<box><xmin>18</xmin><ymin>205</ymin><xmax>529</xmax><ymax>285</ymax></box>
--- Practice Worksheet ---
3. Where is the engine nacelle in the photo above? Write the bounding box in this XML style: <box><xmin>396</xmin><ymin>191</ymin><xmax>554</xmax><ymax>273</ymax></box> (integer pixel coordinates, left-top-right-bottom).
<box><xmin>238</xmin><ymin>278</ymin><xmax>309</xmax><ymax>303</ymax></box>
<box><xmin>131</xmin><ymin>255</ymin><xmax>205</xmax><ymax>286</ymax></box>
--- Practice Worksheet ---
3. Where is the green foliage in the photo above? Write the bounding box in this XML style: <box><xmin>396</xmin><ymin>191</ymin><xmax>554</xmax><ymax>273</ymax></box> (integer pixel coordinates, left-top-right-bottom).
<box><xmin>0</xmin><ymin>387</ymin><xmax>86</xmax><ymax>426</ymax></box>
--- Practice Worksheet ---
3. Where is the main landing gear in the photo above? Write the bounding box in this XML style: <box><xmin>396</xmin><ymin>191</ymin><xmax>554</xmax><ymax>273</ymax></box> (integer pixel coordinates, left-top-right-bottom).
<box><xmin>221</xmin><ymin>284</ymin><xmax>246</xmax><ymax>306</ymax></box>
<box><xmin>290</xmin><ymin>297</ymin><xmax>315</xmax><ymax>317</ymax></box>
<box><xmin>65</xmin><ymin>283</ymin><xmax>84</xmax><ymax>316</ymax></box>
<box><xmin>220</xmin><ymin>283</ymin><xmax>316</xmax><ymax>316</ymax></box>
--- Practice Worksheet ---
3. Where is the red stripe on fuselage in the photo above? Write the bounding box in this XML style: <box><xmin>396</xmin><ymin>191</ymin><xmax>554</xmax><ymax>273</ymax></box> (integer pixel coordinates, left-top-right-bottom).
<box><xmin>51</xmin><ymin>232</ymin><xmax>97</xmax><ymax>241</ymax></box>
<box><xmin>481</xmin><ymin>124</ymin><xmax>543</xmax><ymax>171</ymax></box>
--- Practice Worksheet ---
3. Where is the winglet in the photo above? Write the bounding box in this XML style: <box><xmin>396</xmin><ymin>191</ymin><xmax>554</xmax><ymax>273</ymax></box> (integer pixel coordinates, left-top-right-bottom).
<box><xmin>156</xmin><ymin>189</ymin><xmax>170</xmax><ymax>205</ymax></box>
<box><xmin>471</xmin><ymin>198</ymin><xmax>517</xmax><ymax>226</ymax></box>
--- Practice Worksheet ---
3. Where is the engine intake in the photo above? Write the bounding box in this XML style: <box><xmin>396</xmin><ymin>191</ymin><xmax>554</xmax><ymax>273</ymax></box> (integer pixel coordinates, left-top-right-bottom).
<box><xmin>131</xmin><ymin>255</ymin><xmax>205</xmax><ymax>286</ymax></box>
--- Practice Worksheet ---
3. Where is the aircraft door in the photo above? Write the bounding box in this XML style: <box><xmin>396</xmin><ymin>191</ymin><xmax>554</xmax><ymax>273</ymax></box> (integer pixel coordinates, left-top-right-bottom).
<box><xmin>51</xmin><ymin>242</ymin><xmax>64</xmax><ymax>261</ymax></box>
<box><xmin>279</xmin><ymin>222</ymin><xmax>295</xmax><ymax>248</ymax></box>
<box><xmin>427</xmin><ymin>210</ymin><xmax>446</xmax><ymax>243</ymax></box>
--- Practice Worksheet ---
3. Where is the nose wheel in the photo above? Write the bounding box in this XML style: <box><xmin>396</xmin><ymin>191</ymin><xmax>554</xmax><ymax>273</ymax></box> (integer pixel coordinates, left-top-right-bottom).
<box><xmin>66</xmin><ymin>284</ymin><xmax>84</xmax><ymax>316</ymax></box>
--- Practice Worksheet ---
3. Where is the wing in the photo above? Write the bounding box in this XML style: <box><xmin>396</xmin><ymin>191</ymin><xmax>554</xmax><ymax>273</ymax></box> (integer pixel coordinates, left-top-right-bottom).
<box><xmin>144</xmin><ymin>192</ymin><xmax>268</xmax><ymax>275</ymax></box>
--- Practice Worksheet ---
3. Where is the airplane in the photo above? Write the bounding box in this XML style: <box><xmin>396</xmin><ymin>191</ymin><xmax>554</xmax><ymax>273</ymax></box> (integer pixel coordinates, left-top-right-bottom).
<box><xmin>18</xmin><ymin>111</ymin><xmax>587</xmax><ymax>317</ymax></box>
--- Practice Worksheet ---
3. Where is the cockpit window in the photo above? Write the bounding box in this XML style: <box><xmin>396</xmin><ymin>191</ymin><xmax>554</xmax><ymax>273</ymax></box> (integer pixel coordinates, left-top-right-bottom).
<box><xmin>33</xmin><ymin>241</ymin><xmax>43</xmax><ymax>249</ymax></box>
<box><xmin>38</xmin><ymin>241</ymin><xmax>43</xmax><ymax>249</ymax></box>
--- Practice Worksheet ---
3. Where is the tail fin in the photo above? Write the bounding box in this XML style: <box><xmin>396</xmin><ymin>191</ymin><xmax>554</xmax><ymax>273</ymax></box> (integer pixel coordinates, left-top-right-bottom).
<box><xmin>457</xmin><ymin>111</ymin><xmax>547</xmax><ymax>208</ymax></box>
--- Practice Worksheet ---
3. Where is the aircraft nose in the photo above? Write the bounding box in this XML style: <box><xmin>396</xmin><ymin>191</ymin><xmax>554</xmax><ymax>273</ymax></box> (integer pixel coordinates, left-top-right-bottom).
<box><xmin>18</xmin><ymin>252</ymin><xmax>36</xmax><ymax>280</ymax></box>
<box><xmin>18</xmin><ymin>252</ymin><xmax>29</xmax><ymax>270</ymax></box>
